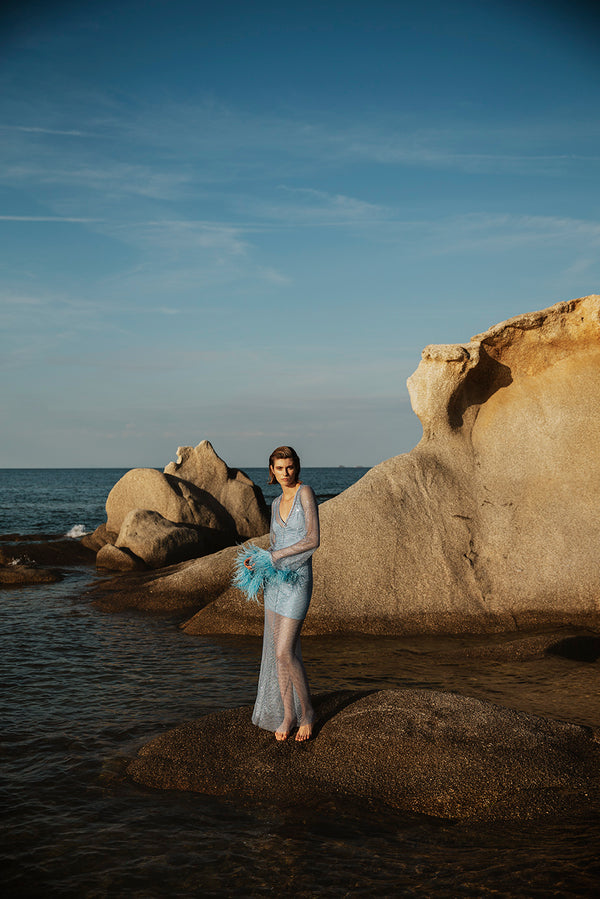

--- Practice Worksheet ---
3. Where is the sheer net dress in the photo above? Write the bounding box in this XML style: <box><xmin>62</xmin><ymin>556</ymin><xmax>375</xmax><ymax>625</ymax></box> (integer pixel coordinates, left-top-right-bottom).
<box><xmin>252</xmin><ymin>484</ymin><xmax>320</xmax><ymax>734</ymax></box>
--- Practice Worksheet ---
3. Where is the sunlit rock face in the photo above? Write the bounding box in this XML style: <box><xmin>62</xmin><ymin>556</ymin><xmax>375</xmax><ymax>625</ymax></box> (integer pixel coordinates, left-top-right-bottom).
<box><xmin>95</xmin><ymin>296</ymin><xmax>600</xmax><ymax>635</ymax></box>
<box><xmin>287</xmin><ymin>293</ymin><xmax>600</xmax><ymax>634</ymax></box>
<box><xmin>106</xmin><ymin>467</ymin><xmax>230</xmax><ymax>535</ymax></box>
<box><xmin>164</xmin><ymin>440</ymin><xmax>270</xmax><ymax>542</ymax></box>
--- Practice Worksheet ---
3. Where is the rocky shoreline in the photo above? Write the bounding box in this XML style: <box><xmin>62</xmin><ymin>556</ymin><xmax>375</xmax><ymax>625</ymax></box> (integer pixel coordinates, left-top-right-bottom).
<box><xmin>6</xmin><ymin>295</ymin><xmax>600</xmax><ymax>643</ymax></box>
<box><xmin>80</xmin><ymin>295</ymin><xmax>600</xmax><ymax>638</ymax></box>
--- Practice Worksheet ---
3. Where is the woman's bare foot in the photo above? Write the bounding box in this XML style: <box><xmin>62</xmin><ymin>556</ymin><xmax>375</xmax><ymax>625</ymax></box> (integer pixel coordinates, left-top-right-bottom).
<box><xmin>275</xmin><ymin>719</ymin><xmax>293</xmax><ymax>741</ymax></box>
<box><xmin>295</xmin><ymin>723</ymin><xmax>313</xmax><ymax>742</ymax></box>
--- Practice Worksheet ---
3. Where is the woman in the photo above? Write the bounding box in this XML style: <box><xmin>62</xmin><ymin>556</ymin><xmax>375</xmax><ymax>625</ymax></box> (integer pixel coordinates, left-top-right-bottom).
<box><xmin>245</xmin><ymin>446</ymin><xmax>320</xmax><ymax>742</ymax></box>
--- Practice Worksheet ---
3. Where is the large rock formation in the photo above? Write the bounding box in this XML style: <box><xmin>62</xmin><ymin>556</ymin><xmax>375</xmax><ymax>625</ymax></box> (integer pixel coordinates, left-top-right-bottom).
<box><xmin>106</xmin><ymin>467</ymin><xmax>233</xmax><ymax>536</ymax></box>
<box><xmin>127</xmin><ymin>688</ymin><xmax>600</xmax><ymax>821</ymax></box>
<box><xmin>92</xmin><ymin>295</ymin><xmax>600</xmax><ymax>635</ymax></box>
<box><xmin>91</xmin><ymin>442</ymin><xmax>269</xmax><ymax>572</ymax></box>
<box><xmin>164</xmin><ymin>440</ymin><xmax>269</xmax><ymax>541</ymax></box>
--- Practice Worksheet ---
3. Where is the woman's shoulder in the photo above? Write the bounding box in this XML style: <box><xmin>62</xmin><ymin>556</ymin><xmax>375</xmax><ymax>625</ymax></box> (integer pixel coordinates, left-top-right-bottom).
<box><xmin>298</xmin><ymin>483</ymin><xmax>316</xmax><ymax>500</ymax></box>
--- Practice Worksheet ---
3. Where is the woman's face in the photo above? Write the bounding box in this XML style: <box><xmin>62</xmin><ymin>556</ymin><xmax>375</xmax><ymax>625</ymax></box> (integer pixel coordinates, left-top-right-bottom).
<box><xmin>270</xmin><ymin>457</ymin><xmax>298</xmax><ymax>488</ymax></box>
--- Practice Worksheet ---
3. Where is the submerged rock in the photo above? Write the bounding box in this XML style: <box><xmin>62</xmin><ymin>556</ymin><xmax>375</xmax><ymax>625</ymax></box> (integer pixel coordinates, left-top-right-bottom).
<box><xmin>0</xmin><ymin>539</ymin><xmax>95</xmax><ymax>567</ymax></box>
<box><xmin>0</xmin><ymin>562</ymin><xmax>61</xmax><ymax>587</ymax></box>
<box><xmin>0</xmin><ymin>539</ymin><xmax>94</xmax><ymax>586</ymax></box>
<box><xmin>127</xmin><ymin>688</ymin><xmax>600</xmax><ymax>822</ymax></box>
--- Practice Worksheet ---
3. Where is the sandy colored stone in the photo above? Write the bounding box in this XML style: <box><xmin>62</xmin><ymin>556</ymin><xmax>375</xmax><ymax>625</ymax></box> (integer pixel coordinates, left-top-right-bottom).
<box><xmin>116</xmin><ymin>509</ymin><xmax>211</xmax><ymax>569</ymax></box>
<box><xmin>105</xmin><ymin>468</ymin><xmax>236</xmax><ymax>537</ymax></box>
<box><xmin>96</xmin><ymin>543</ymin><xmax>146</xmax><ymax>571</ymax></box>
<box><xmin>127</xmin><ymin>688</ymin><xmax>600</xmax><ymax>822</ymax></box>
<box><xmin>81</xmin><ymin>522</ymin><xmax>117</xmax><ymax>551</ymax></box>
<box><xmin>164</xmin><ymin>440</ymin><xmax>269</xmax><ymax>540</ymax></box>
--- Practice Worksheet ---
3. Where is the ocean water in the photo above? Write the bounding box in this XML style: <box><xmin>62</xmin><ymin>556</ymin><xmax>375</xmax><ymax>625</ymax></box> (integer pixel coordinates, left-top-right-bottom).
<box><xmin>1</xmin><ymin>469</ymin><xmax>599</xmax><ymax>897</ymax></box>
<box><xmin>0</xmin><ymin>467</ymin><xmax>365</xmax><ymax>536</ymax></box>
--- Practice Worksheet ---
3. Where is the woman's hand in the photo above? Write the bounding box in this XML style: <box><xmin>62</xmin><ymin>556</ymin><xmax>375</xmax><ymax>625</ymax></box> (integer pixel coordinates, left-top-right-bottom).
<box><xmin>244</xmin><ymin>557</ymin><xmax>254</xmax><ymax>570</ymax></box>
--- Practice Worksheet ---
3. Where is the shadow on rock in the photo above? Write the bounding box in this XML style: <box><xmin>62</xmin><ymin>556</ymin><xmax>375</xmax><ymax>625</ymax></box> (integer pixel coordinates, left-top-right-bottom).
<box><xmin>547</xmin><ymin>634</ymin><xmax>600</xmax><ymax>663</ymax></box>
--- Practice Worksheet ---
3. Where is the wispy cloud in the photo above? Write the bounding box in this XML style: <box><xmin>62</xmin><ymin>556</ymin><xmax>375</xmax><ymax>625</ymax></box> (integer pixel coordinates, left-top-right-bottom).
<box><xmin>563</xmin><ymin>256</ymin><xmax>598</xmax><ymax>276</ymax></box>
<box><xmin>2</xmin><ymin>88</ymin><xmax>598</xmax><ymax>331</ymax></box>
<box><xmin>129</xmin><ymin>220</ymin><xmax>249</xmax><ymax>255</ymax></box>
<box><xmin>243</xmin><ymin>186</ymin><xmax>392</xmax><ymax>227</ymax></box>
<box><xmin>0</xmin><ymin>124</ymin><xmax>93</xmax><ymax>137</ymax></box>
<box><xmin>89</xmin><ymin>218</ymin><xmax>290</xmax><ymax>296</ymax></box>
<box><xmin>0</xmin><ymin>215</ymin><xmax>100</xmax><ymax>222</ymax></box>
<box><xmin>2</xmin><ymin>160</ymin><xmax>194</xmax><ymax>201</ymax></box>
<box><xmin>341</xmin><ymin>137</ymin><xmax>600</xmax><ymax>175</ymax></box>
<box><xmin>0</xmin><ymin>292</ymin><xmax>44</xmax><ymax>306</ymax></box>
<box><xmin>423</xmin><ymin>213</ymin><xmax>600</xmax><ymax>254</ymax></box>
<box><xmin>3</xmin><ymin>90</ymin><xmax>598</xmax><ymax>213</ymax></box>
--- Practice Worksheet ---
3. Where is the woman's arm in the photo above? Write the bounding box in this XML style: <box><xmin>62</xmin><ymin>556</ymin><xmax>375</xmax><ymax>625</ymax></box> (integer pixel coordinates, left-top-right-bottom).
<box><xmin>271</xmin><ymin>485</ymin><xmax>320</xmax><ymax>570</ymax></box>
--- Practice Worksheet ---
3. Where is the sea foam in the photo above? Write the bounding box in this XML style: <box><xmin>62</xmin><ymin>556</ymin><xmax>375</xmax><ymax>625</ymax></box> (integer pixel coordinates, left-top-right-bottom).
<box><xmin>65</xmin><ymin>524</ymin><xmax>89</xmax><ymax>539</ymax></box>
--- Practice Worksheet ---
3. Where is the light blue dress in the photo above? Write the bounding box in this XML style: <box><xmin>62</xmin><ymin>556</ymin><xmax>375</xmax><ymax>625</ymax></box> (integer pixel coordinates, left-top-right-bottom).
<box><xmin>264</xmin><ymin>485</ymin><xmax>319</xmax><ymax>619</ymax></box>
<box><xmin>252</xmin><ymin>484</ymin><xmax>320</xmax><ymax>732</ymax></box>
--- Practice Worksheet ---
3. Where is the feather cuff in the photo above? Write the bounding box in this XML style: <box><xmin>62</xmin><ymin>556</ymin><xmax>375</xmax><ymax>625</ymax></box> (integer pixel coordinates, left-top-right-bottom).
<box><xmin>232</xmin><ymin>545</ymin><xmax>299</xmax><ymax>602</ymax></box>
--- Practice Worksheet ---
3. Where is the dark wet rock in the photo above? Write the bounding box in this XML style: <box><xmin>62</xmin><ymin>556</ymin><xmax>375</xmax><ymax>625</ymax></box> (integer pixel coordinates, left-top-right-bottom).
<box><xmin>88</xmin><ymin>544</ymin><xmax>237</xmax><ymax>613</ymax></box>
<box><xmin>127</xmin><ymin>688</ymin><xmax>600</xmax><ymax>822</ymax></box>
<box><xmin>0</xmin><ymin>539</ymin><xmax>95</xmax><ymax>568</ymax></box>
<box><xmin>441</xmin><ymin>629</ymin><xmax>598</xmax><ymax>662</ymax></box>
<box><xmin>90</xmin><ymin>564</ymin><xmax>202</xmax><ymax>613</ymax></box>
<box><xmin>0</xmin><ymin>538</ymin><xmax>96</xmax><ymax>588</ymax></box>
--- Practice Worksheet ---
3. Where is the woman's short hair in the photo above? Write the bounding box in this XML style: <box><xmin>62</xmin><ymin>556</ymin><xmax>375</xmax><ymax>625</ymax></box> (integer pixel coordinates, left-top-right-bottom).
<box><xmin>268</xmin><ymin>445</ymin><xmax>301</xmax><ymax>484</ymax></box>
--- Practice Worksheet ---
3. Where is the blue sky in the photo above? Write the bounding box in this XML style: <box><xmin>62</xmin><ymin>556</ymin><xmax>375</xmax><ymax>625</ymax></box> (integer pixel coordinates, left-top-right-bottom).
<box><xmin>1</xmin><ymin>0</ymin><xmax>599</xmax><ymax>467</ymax></box>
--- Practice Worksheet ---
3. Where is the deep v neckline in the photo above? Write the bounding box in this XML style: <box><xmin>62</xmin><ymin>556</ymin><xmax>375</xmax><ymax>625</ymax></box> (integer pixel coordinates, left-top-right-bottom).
<box><xmin>277</xmin><ymin>486</ymin><xmax>301</xmax><ymax>526</ymax></box>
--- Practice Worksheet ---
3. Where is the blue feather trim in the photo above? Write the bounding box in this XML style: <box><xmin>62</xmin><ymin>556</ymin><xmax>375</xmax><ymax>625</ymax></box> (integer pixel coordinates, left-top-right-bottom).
<box><xmin>232</xmin><ymin>544</ymin><xmax>299</xmax><ymax>603</ymax></box>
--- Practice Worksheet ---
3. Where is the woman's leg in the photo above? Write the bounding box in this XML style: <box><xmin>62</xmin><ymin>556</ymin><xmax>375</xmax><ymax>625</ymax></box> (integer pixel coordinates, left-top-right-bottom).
<box><xmin>272</xmin><ymin>612</ymin><xmax>315</xmax><ymax>740</ymax></box>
